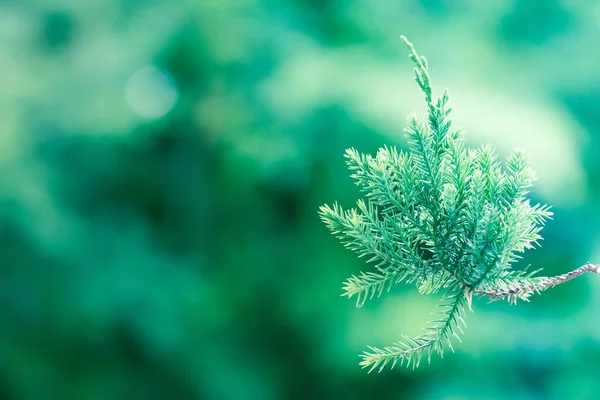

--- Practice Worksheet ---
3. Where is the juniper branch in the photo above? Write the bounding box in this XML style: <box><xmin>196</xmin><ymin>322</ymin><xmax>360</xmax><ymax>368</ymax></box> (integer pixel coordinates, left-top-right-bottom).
<box><xmin>320</xmin><ymin>35</ymin><xmax>597</xmax><ymax>371</ymax></box>
<box><xmin>359</xmin><ymin>283</ymin><xmax>467</xmax><ymax>372</ymax></box>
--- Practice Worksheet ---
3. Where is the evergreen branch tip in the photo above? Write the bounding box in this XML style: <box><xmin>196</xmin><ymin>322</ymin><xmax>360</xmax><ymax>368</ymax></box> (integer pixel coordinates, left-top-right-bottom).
<box><xmin>320</xmin><ymin>35</ymin><xmax>597</xmax><ymax>370</ymax></box>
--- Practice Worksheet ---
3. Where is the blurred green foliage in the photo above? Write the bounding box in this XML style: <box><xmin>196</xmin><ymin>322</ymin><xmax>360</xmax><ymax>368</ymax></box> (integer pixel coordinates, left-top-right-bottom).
<box><xmin>1</xmin><ymin>0</ymin><xmax>600</xmax><ymax>399</ymax></box>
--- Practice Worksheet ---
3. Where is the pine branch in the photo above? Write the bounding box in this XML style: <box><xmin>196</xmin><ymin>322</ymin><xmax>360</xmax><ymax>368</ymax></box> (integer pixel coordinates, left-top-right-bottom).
<box><xmin>320</xmin><ymin>35</ymin><xmax>597</xmax><ymax>371</ymax></box>
<box><xmin>359</xmin><ymin>283</ymin><xmax>467</xmax><ymax>372</ymax></box>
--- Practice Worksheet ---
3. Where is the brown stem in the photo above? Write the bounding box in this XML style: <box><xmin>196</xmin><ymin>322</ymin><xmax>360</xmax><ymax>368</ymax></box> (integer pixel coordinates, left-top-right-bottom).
<box><xmin>475</xmin><ymin>263</ymin><xmax>600</xmax><ymax>302</ymax></box>
<box><xmin>540</xmin><ymin>262</ymin><xmax>600</xmax><ymax>287</ymax></box>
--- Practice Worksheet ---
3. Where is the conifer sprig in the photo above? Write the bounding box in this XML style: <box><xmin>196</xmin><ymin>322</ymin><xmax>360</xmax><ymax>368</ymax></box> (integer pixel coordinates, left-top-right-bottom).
<box><xmin>319</xmin><ymin>35</ymin><xmax>600</xmax><ymax>371</ymax></box>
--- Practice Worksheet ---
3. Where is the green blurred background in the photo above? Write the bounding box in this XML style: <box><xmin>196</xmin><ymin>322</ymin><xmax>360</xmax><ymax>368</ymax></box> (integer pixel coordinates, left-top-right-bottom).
<box><xmin>2</xmin><ymin>0</ymin><xmax>600</xmax><ymax>399</ymax></box>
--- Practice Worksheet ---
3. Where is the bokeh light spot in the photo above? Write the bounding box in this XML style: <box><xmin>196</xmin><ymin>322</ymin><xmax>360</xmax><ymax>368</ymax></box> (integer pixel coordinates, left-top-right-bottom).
<box><xmin>124</xmin><ymin>66</ymin><xmax>178</xmax><ymax>119</ymax></box>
